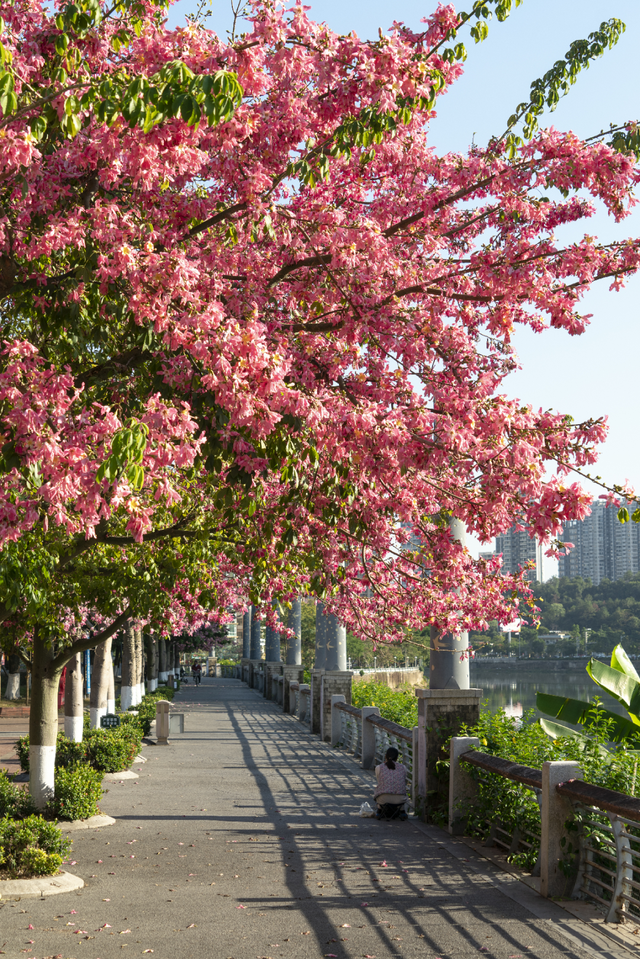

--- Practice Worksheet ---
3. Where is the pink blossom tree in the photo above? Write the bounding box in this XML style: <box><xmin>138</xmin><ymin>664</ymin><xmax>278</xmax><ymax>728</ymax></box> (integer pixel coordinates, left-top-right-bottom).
<box><xmin>0</xmin><ymin>0</ymin><xmax>638</xmax><ymax>804</ymax></box>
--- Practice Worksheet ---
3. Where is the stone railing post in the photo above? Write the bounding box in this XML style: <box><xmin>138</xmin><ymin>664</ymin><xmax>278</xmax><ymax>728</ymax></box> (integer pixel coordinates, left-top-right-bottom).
<box><xmin>540</xmin><ymin>760</ymin><xmax>582</xmax><ymax>898</ymax></box>
<box><xmin>449</xmin><ymin>736</ymin><xmax>480</xmax><ymax>835</ymax></box>
<box><xmin>298</xmin><ymin>683</ymin><xmax>310</xmax><ymax>722</ymax></box>
<box><xmin>310</xmin><ymin>668</ymin><xmax>324</xmax><ymax>735</ymax></box>
<box><xmin>361</xmin><ymin>706</ymin><xmax>380</xmax><ymax>769</ymax></box>
<box><xmin>283</xmin><ymin>666</ymin><xmax>304</xmax><ymax>712</ymax></box>
<box><xmin>415</xmin><ymin>687</ymin><xmax>482</xmax><ymax>819</ymax></box>
<box><xmin>156</xmin><ymin>700</ymin><xmax>171</xmax><ymax>745</ymax></box>
<box><xmin>320</xmin><ymin>671</ymin><xmax>352</xmax><ymax>742</ymax></box>
<box><xmin>331</xmin><ymin>694</ymin><xmax>345</xmax><ymax>746</ymax></box>
<box><xmin>411</xmin><ymin>726</ymin><xmax>418</xmax><ymax>808</ymax></box>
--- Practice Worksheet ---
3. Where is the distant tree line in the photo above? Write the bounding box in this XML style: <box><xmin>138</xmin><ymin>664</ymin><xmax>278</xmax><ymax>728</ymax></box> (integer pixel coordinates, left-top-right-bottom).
<box><xmin>472</xmin><ymin>574</ymin><xmax>640</xmax><ymax>658</ymax></box>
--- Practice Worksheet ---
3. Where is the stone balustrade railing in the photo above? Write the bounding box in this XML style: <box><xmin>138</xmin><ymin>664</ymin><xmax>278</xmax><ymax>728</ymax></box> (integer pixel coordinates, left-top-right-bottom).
<box><xmin>450</xmin><ymin>736</ymin><xmax>640</xmax><ymax>923</ymax></box>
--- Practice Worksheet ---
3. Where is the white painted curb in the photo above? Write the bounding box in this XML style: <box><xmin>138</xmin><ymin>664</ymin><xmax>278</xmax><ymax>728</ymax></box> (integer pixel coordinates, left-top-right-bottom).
<box><xmin>0</xmin><ymin>870</ymin><xmax>84</xmax><ymax>900</ymax></box>
<box><xmin>59</xmin><ymin>814</ymin><xmax>116</xmax><ymax>832</ymax></box>
<box><xmin>102</xmin><ymin>769</ymin><xmax>138</xmax><ymax>781</ymax></box>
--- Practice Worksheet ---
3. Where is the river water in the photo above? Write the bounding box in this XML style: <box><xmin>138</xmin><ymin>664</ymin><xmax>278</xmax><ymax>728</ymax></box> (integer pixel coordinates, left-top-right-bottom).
<box><xmin>468</xmin><ymin>663</ymin><xmax>627</xmax><ymax>720</ymax></box>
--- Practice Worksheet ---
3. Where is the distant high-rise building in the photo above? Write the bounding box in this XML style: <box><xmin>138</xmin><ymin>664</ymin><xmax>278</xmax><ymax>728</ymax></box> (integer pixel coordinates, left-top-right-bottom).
<box><xmin>558</xmin><ymin>500</ymin><xmax>640</xmax><ymax>584</ymax></box>
<box><xmin>495</xmin><ymin>525</ymin><xmax>540</xmax><ymax>581</ymax></box>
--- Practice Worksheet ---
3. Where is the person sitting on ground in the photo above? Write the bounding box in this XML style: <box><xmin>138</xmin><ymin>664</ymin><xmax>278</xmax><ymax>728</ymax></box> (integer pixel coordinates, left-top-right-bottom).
<box><xmin>373</xmin><ymin>746</ymin><xmax>408</xmax><ymax>820</ymax></box>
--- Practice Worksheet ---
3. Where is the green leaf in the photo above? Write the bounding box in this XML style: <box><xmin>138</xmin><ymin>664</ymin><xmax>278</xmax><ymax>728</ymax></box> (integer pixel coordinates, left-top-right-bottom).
<box><xmin>610</xmin><ymin>643</ymin><xmax>640</xmax><ymax>682</ymax></box>
<box><xmin>536</xmin><ymin>691</ymin><xmax>637</xmax><ymax>742</ymax></box>
<box><xmin>586</xmin><ymin>657</ymin><xmax>640</xmax><ymax>725</ymax></box>
<box><xmin>539</xmin><ymin>717</ymin><xmax>609</xmax><ymax>756</ymax></box>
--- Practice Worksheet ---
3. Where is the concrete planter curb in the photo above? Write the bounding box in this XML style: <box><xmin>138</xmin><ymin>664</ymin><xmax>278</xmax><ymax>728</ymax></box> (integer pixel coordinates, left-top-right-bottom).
<box><xmin>0</xmin><ymin>870</ymin><xmax>84</xmax><ymax>900</ymax></box>
<box><xmin>102</xmin><ymin>769</ymin><xmax>138</xmax><ymax>781</ymax></box>
<box><xmin>59</xmin><ymin>814</ymin><xmax>116</xmax><ymax>832</ymax></box>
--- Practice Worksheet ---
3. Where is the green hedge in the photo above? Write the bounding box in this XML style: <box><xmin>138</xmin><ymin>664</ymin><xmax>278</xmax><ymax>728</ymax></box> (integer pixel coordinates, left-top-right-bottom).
<box><xmin>351</xmin><ymin>680</ymin><xmax>418</xmax><ymax>727</ymax></box>
<box><xmin>0</xmin><ymin>815</ymin><xmax>71</xmax><ymax>878</ymax></box>
<box><xmin>47</xmin><ymin>764</ymin><xmax>103</xmax><ymax>821</ymax></box>
<box><xmin>0</xmin><ymin>770</ymin><xmax>35</xmax><ymax>819</ymax></box>
<box><xmin>17</xmin><ymin>724</ymin><xmax>143</xmax><ymax>775</ymax></box>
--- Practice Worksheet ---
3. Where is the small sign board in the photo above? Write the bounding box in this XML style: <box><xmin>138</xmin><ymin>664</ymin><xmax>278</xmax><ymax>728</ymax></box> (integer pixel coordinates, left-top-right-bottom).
<box><xmin>100</xmin><ymin>713</ymin><xmax>120</xmax><ymax>729</ymax></box>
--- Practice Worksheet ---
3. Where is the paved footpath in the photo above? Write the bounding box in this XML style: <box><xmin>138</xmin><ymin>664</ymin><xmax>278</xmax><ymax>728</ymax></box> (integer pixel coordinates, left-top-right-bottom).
<box><xmin>0</xmin><ymin>678</ymin><xmax>635</xmax><ymax>959</ymax></box>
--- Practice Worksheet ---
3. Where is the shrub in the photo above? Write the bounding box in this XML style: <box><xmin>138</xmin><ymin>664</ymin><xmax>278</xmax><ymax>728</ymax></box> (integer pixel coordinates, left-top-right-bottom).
<box><xmin>17</xmin><ymin>732</ymin><xmax>89</xmax><ymax>774</ymax></box>
<box><xmin>56</xmin><ymin>736</ymin><xmax>88</xmax><ymax>768</ymax></box>
<box><xmin>0</xmin><ymin>770</ymin><xmax>35</xmax><ymax>819</ymax></box>
<box><xmin>351</xmin><ymin>680</ymin><xmax>418</xmax><ymax>727</ymax></box>
<box><xmin>16</xmin><ymin>734</ymin><xmax>29</xmax><ymax>773</ymax></box>
<box><xmin>85</xmin><ymin>725</ymin><xmax>142</xmax><ymax>773</ymax></box>
<box><xmin>18</xmin><ymin>725</ymin><xmax>143</xmax><ymax>777</ymax></box>
<box><xmin>47</xmin><ymin>764</ymin><xmax>103</xmax><ymax>821</ymax></box>
<box><xmin>0</xmin><ymin>815</ymin><xmax>71</xmax><ymax>878</ymax></box>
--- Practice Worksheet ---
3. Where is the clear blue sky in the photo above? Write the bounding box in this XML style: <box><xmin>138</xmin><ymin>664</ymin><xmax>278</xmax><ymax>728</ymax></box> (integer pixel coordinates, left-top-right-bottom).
<box><xmin>169</xmin><ymin>0</ymin><xmax>640</xmax><ymax>566</ymax></box>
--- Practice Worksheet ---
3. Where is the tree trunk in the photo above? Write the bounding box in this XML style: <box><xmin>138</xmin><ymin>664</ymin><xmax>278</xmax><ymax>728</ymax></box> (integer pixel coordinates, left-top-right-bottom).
<box><xmin>158</xmin><ymin>639</ymin><xmax>167</xmax><ymax>684</ymax></box>
<box><xmin>175</xmin><ymin>644</ymin><xmax>180</xmax><ymax>677</ymax></box>
<box><xmin>89</xmin><ymin>638</ymin><xmax>112</xmax><ymax>729</ymax></box>
<box><xmin>5</xmin><ymin>653</ymin><xmax>22</xmax><ymax>700</ymax></box>
<box><xmin>29</xmin><ymin>633</ymin><xmax>63</xmax><ymax>810</ymax></box>
<box><xmin>144</xmin><ymin>634</ymin><xmax>154</xmax><ymax>693</ymax></box>
<box><xmin>64</xmin><ymin>652</ymin><xmax>84</xmax><ymax>742</ymax></box>
<box><xmin>107</xmin><ymin>647</ymin><xmax>115</xmax><ymax>715</ymax></box>
<box><xmin>152</xmin><ymin>638</ymin><xmax>159</xmax><ymax>691</ymax></box>
<box><xmin>121</xmin><ymin>622</ymin><xmax>135</xmax><ymax>711</ymax></box>
<box><xmin>135</xmin><ymin>626</ymin><xmax>144</xmax><ymax>704</ymax></box>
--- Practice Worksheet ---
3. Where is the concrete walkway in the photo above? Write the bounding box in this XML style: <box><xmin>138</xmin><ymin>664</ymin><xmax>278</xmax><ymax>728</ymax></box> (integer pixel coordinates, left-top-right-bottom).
<box><xmin>0</xmin><ymin>677</ymin><xmax>635</xmax><ymax>959</ymax></box>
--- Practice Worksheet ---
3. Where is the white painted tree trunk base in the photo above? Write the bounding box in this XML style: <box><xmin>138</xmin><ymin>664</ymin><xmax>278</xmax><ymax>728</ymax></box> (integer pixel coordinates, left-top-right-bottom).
<box><xmin>120</xmin><ymin>685</ymin><xmax>134</xmax><ymax>711</ymax></box>
<box><xmin>30</xmin><ymin>745</ymin><xmax>56</xmax><ymax>810</ymax></box>
<box><xmin>107</xmin><ymin>698</ymin><xmax>115</xmax><ymax>715</ymax></box>
<box><xmin>64</xmin><ymin>715</ymin><xmax>84</xmax><ymax>742</ymax></box>
<box><xmin>5</xmin><ymin>672</ymin><xmax>21</xmax><ymax>700</ymax></box>
<box><xmin>90</xmin><ymin>706</ymin><xmax>107</xmax><ymax>729</ymax></box>
<box><xmin>138</xmin><ymin>683</ymin><xmax>145</xmax><ymax>703</ymax></box>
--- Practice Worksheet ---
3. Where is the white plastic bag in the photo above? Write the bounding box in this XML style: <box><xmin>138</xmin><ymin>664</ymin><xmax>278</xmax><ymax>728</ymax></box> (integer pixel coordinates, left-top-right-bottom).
<box><xmin>359</xmin><ymin>802</ymin><xmax>375</xmax><ymax>817</ymax></box>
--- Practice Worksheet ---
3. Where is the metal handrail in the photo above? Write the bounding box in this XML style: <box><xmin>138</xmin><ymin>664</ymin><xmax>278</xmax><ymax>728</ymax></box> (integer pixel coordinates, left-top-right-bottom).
<box><xmin>335</xmin><ymin>702</ymin><xmax>362</xmax><ymax>719</ymax></box>
<box><xmin>460</xmin><ymin>749</ymin><xmax>542</xmax><ymax>789</ymax></box>
<box><xmin>557</xmin><ymin>780</ymin><xmax>640</xmax><ymax>824</ymax></box>
<box><xmin>366</xmin><ymin>712</ymin><xmax>413</xmax><ymax>744</ymax></box>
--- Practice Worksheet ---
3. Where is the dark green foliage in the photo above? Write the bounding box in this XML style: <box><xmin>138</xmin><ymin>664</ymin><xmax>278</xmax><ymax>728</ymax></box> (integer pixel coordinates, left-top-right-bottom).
<box><xmin>17</xmin><ymin>724</ymin><xmax>142</xmax><ymax>775</ymax></box>
<box><xmin>84</xmin><ymin>725</ymin><xmax>142</xmax><ymax>773</ymax></box>
<box><xmin>15</xmin><ymin>734</ymin><xmax>30</xmax><ymax>773</ymax></box>
<box><xmin>537</xmin><ymin>575</ymin><xmax>640</xmax><ymax>653</ymax></box>
<box><xmin>352</xmin><ymin>681</ymin><xmax>418</xmax><ymax>727</ymax></box>
<box><xmin>0</xmin><ymin>770</ymin><xmax>36</xmax><ymax>819</ymax></box>
<box><xmin>55</xmin><ymin>736</ymin><xmax>88</xmax><ymax>768</ymax></box>
<box><xmin>46</xmin><ymin>764</ymin><xmax>103</xmax><ymax>821</ymax></box>
<box><xmin>0</xmin><ymin>815</ymin><xmax>71</xmax><ymax>877</ymax></box>
<box><xmin>459</xmin><ymin>705</ymin><xmax>640</xmax><ymax>869</ymax></box>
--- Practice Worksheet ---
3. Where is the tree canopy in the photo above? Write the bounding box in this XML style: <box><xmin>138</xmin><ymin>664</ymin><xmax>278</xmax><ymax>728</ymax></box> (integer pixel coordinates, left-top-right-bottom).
<box><xmin>0</xmin><ymin>0</ymin><xmax>638</xmax><ymax>661</ymax></box>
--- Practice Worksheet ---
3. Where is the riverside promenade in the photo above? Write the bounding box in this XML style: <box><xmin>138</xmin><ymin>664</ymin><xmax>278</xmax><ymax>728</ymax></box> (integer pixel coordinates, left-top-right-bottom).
<box><xmin>0</xmin><ymin>677</ymin><xmax>635</xmax><ymax>959</ymax></box>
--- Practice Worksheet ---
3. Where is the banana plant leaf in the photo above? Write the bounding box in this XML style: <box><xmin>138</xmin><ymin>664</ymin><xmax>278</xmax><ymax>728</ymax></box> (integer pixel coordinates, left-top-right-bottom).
<box><xmin>536</xmin><ymin>691</ymin><xmax>637</xmax><ymax>742</ymax></box>
<box><xmin>539</xmin><ymin>717</ymin><xmax>610</xmax><ymax>757</ymax></box>
<box><xmin>610</xmin><ymin>643</ymin><xmax>640</xmax><ymax>682</ymax></box>
<box><xmin>586</xmin><ymin>658</ymin><xmax>640</xmax><ymax>726</ymax></box>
